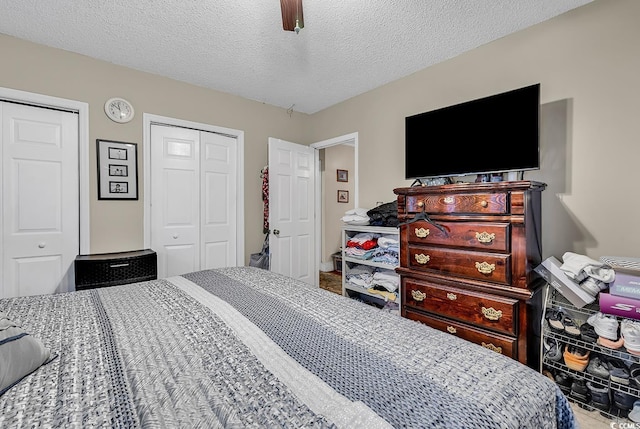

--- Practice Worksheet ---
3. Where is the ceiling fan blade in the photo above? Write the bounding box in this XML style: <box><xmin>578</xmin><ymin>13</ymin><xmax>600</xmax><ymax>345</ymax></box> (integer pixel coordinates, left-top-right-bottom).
<box><xmin>280</xmin><ymin>0</ymin><xmax>304</xmax><ymax>32</ymax></box>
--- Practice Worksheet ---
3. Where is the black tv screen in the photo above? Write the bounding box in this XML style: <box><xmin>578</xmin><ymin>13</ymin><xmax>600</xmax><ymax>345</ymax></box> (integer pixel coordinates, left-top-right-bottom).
<box><xmin>405</xmin><ymin>84</ymin><xmax>540</xmax><ymax>180</ymax></box>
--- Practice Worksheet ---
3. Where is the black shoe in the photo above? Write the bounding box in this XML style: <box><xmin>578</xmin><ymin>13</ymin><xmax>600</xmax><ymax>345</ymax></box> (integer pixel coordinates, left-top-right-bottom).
<box><xmin>570</xmin><ymin>379</ymin><xmax>589</xmax><ymax>403</ymax></box>
<box><xmin>555</xmin><ymin>372</ymin><xmax>572</xmax><ymax>395</ymax></box>
<box><xmin>614</xmin><ymin>390</ymin><xmax>637</xmax><ymax>410</ymax></box>
<box><xmin>580</xmin><ymin>322</ymin><xmax>598</xmax><ymax>343</ymax></box>
<box><xmin>630</xmin><ymin>363</ymin><xmax>640</xmax><ymax>388</ymax></box>
<box><xmin>586</xmin><ymin>356</ymin><xmax>610</xmax><ymax>379</ymax></box>
<box><xmin>608</xmin><ymin>358</ymin><xmax>630</xmax><ymax>385</ymax></box>
<box><xmin>586</xmin><ymin>381</ymin><xmax>610</xmax><ymax>408</ymax></box>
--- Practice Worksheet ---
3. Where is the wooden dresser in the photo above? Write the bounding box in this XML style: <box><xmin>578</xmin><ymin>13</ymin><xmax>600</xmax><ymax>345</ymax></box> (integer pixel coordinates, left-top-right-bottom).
<box><xmin>394</xmin><ymin>181</ymin><xmax>546</xmax><ymax>367</ymax></box>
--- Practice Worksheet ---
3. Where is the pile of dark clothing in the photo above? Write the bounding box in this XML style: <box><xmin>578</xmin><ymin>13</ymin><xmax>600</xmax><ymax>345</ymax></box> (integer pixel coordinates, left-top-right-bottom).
<box><xmin>367</xmin><ymin>201</ymin><xmax>398</xmax><ymax>227</ymax></box>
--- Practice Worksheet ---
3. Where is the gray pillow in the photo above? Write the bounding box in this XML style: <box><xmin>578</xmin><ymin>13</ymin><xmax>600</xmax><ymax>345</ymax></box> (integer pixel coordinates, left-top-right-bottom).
<box><xmin>0</xmin><ymin>311</ymin><xmax>53</xmax><ymax>395</ymax></box>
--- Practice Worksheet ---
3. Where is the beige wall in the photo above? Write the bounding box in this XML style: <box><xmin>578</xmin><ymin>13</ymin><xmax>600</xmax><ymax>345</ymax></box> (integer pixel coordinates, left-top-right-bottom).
<box><xmin>321</xmin><ymin>145</ymin><xmax>355</xmax><ymax>264</ymax></box>
<box><xmin>0</xmin><ymin>34</ymin><xmax>309</xmax><ymax>260</ymax></box>
<box><xmin>1</xmin><ymin>0</ymin><xmax>638</xmax><ymax>263</ymax></box>
<box><xmin>308</xmin><ymin>0</ymin><xmax>640</xmax><ymax>260</ymax></box>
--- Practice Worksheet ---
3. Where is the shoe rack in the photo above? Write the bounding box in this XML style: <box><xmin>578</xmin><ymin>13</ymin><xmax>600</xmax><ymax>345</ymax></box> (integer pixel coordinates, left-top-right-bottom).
<box><xmin>541</xmin><ymin>285</ymin><xmax>640</xmax><ymax>421</ymax></box>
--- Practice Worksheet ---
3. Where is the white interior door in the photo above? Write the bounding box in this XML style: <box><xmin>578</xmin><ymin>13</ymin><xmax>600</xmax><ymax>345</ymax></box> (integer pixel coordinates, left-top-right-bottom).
<box><xmin>268</xmin><ymin>138</ymin><xmax>315</xmax><ymax>284</ymax></box>
<box><xmin>150</xmin><ymin>124</ymin><xmax>237</xmax><ymax>278</ymax></box>
<box><xmin>1</xmin><ymin>102</ymin><xmax>79</xmax><ymax>298</ymax></box>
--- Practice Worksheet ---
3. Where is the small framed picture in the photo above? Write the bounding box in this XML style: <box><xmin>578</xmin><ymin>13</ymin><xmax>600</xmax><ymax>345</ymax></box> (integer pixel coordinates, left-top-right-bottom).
<box><xmin>97</xmin><ymin>139</ymin><xmax>138</xmax><ymax>200</ymax></box>
<box><xmin>337</xmin><ymin>169</ymin><xmax>348</xmax><ymax>182</ymax></box>
<box><xmin>109</xmin><ymin>164</ymin><xmax>128</xmax><ymax>177</ymax></box>
<box><xmin>337</xmin><ymin>190</ymin><xmax>349</xmax><ymax>203</ymax></box>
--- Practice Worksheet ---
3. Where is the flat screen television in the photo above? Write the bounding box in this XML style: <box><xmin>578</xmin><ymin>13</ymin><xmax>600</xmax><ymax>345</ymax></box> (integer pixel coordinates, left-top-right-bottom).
<box><xmin>405</xmin><ymin>83</ymin><xmax>540</xmax><ymax>181</ymax></box>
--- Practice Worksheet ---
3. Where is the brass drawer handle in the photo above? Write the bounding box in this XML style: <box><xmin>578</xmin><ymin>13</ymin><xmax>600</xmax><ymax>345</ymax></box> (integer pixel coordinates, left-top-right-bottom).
<box><xmin>475</xmin><ymin>261</ymin><xmax>495</xmax><ymax>274</ymax></box>
<box><xmin>481</xmin><ymin>342</ymin><xmax>502</xmax><ymax>354</ymax></box>
<box><xmin>447</xmin><ymin>326</ymin><xmax>457</xmax><ymax>334</ymax></box>
<box><xmin>443</xmin><ymin>196</ymin><xmax>454</xmax><ymax>204</ymax></box>
<box><xmin>482</xmin><ymin>307</ymin><xmax>503</xmax><ymax>321</ymax></box>
<box><xmin>411</xmin><ymin>290</ymin><xmax>426</xmax><ymax>302</ymax></box>
<box><xmin>415</xmin><ymin>227</ymin><xmax>430</xmax><ymax>238</ymax></box>
<box><xmin>475</xmin><ymin>231</ymin><xmax>495</xmax><ymax>244</ymax></box>
<box><xmin>415</xmin><ymin>254</ymin><xmax>430</xmax><ymax>265</ymax></box>
<box><xmin>446</xmin><ymin>293</ymin><xmax>457</xmax><ymax>301</ymax></box>
<box><xmin>480</xmin><ymin>200</ymin><xmax>488</xmax><ymax>208</ymax></box>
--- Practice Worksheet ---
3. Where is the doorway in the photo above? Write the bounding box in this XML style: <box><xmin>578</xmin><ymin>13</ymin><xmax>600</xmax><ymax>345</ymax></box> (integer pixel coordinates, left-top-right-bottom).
<box><xmin>311</xmin><ymin>133</ymin><xmax>358</xmax><ymax>290</ymax></box>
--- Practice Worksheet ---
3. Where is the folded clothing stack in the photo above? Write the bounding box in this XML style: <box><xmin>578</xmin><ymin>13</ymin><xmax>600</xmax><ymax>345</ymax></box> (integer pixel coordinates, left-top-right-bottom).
<box><xmin>560</xmin><ymin>252</ymin><xmax>615</xmax><ymax>297</ymax></box>
<box><xmin>341</xmin><ymin>208</ymin><xmax>370</xmax><ymax>225</ymax></box>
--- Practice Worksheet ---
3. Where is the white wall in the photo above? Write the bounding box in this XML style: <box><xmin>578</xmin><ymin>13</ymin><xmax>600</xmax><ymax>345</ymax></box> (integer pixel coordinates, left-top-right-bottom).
<box><xmin>308</xmin><ymin>0</ymin><xmax>640</xmax><ymax>260</ymax></box>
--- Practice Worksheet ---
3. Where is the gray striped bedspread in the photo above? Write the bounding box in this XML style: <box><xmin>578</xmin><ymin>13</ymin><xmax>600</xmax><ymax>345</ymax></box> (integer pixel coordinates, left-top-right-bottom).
<box><xmin>0</xmin><ymin>267</ymin><xmax>575</xmax><ymax>428</ymax></box>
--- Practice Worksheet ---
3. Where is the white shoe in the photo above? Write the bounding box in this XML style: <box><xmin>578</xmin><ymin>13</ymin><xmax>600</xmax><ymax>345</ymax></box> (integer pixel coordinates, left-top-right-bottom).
<box><xmin>580</xmin><ymin>277</ymin><xmax>608</xmax><ymax>297</ymax></box>
<box><xmin>622</xmin><ymin>319</ymin><xmax>640</xmax><ymax>351</ymax></box>
<box><xmin>587</xmin><ymin>312</ymin><xmax>619</xmax><ymax>340</ymax></box>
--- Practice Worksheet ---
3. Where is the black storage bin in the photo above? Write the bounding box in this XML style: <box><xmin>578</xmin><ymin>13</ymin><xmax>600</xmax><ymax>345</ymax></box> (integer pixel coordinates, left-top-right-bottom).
<box><xmin>75</xmin><ymin>249</ymin><xmax>157</xmax><ymax>290</ymax></box>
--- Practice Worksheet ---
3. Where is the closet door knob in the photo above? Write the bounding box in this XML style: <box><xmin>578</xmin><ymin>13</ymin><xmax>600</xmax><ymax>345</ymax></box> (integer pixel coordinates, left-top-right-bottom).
<box><xmin>172</xmin><ymin>234</ymin><xmax>179</xmax><ymax>239</ymax></box>
<box><xmin>273</xmin><ymin>229</ymin><xmax>280</xmax><ymax>236</ymax></box>
<box><xmin>38</xmin><ymin>242</ymin><xmax>46</xmax><ymax>248</ymax></box>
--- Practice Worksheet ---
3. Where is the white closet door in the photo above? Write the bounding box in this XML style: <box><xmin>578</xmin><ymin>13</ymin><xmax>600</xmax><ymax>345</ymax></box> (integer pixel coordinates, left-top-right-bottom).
<box><xmin>1</xmin><ymin>102</ymin><xmax>79</xmax><ymax>298</ymax></box>
<box><xmin>201</xmin><ymin>131</ymin><xmax>237</xmax><ymax>269</ymax></box>
<box><xmin>150</xmin><ymin>125</ymin><xmax>200</xmax><ymax>278</ymax></box>
<box><xmin>150</xmin><ymin>124</ymin><xmax>238</xmax><ymax>278</ymax></box>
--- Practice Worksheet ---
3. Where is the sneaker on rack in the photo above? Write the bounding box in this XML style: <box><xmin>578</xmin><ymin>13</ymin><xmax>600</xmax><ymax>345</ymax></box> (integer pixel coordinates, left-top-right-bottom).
<box><xmin>607</xmin><ymin>358</ymin><xmax>630</xmax><ymax>385</ymax></box>
<box><xmin>580</xmin><ymin>322</ymin><xmax>598</xmax><ymax>343</ymax></box>
<box><xmin>555</xmin><ymin>372</ymin><xmax>573</xmax><ymax>395</ymax></box>
<box><xmin>621</xmin><ymin>319</ymin><xmax>640</xmax><ymax>352</ymax></box>
<box><xmin>586</xmin><ymin>381</ymin><xmax>610</xmax><ymax>411</ymax></box>
<box><xmin>614</xmin><ymin>390</ymin><xmax>637</xmax><ymax>410</ymax></box>
<box><xmin>630</xmin><ymin>363</ymin><xmax>640</xmax><ymax>389</ymax></box>
<box><xmin>563</xmin><ymin>345</ymin><xmax>590</xmax><ymax>372</ymax></box>
<box><xmin>587</xmin><ymin>312</ymin><xmax>619</xmax><ymax>341</ymax></box>
<box><xmin>629</xmin><ymin>400</ymin><xmax>640</xmax><ymax>423</ymax></box>
<box><xmin>586</xmin><ymin>355</ymin><xmax>610</xmax><ymax>379</ymax></box>
<box><xmin>570</xmin><ymin>379</ymin><xmax>589</xmax><ymax>403</ymax></box>
<box><xmin>544</xmin><ymin>337</ymin><xmax>563</xmax><ymax>362</ymax></box>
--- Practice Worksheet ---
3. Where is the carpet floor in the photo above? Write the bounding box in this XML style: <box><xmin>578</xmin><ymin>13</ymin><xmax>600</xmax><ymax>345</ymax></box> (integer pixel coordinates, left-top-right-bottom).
<box><xmin>319</xmin><ymin>271</ymin><xmax>342</xmax><ymax>295</ymax></box>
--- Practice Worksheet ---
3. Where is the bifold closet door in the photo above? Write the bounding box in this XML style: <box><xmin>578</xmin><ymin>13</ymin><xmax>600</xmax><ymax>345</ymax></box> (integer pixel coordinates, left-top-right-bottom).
<box><xmin>150</xmin><ymin>124</ymin><xmax>237</xmax><ymax>278</ymax></box>
<box><xmin>1</xmin><ymin>102</ymin><xmax>79</xmax><ymax>298</ymax></box>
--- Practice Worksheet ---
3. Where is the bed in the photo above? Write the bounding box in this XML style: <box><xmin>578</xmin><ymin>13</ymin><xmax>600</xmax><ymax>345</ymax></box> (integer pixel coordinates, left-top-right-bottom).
<box><xmin>1</xmin><ymin>266</ymin><xmax>575</xmax><ymax>428</ymax></box>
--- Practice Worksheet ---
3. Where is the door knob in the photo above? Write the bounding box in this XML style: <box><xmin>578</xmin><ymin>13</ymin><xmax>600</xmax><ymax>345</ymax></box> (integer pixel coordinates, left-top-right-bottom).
<box><xmin>273</xmin><ymin>229</ymin><xmax>280</xmax><ymax>236</ymax></box>
<box><xmin>38</xmin><ymin>242</ymin><xmax>46</xmax><ymax>248</ymax></box>
<box><xmin>172</xmin><ymin>234</ymin><xmax>179</xmax><ymax>239</ymax></box>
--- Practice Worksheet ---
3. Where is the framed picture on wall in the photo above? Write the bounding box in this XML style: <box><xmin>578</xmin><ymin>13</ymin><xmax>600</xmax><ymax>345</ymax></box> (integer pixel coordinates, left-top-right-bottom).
<box><xmin>337</xmin><ymin>169</ymin><xmax>348</xmax><ymax>182</ymax></box>
<box><xmin>97</xmin><ymin>139</ymin><xmax>138</xmax><ymax>200</ymax></box>
<box><xmin>337</xmin><ymin>190</ymin><xmax>349</xmax><ymax>203</ymax></box>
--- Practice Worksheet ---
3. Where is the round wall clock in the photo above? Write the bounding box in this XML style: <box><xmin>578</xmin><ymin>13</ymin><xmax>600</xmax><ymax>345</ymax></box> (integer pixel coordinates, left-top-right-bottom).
<box><xmin>104</xmin><ymin>97</ymin><xmax>135</xmax><ymax>123</ymax></box>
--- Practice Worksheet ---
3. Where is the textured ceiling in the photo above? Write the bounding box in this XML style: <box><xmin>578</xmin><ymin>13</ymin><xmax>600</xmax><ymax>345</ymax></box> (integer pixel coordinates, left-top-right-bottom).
<box><xmin>0</xmin><ymin>0</ymin><xmax>593</xmax><ymax>114</ymax></box>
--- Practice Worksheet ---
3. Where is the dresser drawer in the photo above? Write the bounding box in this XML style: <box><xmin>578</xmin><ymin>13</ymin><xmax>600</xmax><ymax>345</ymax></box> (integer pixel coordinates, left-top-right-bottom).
<box><xmin>406</xmin><ymin>245</ymin><xmax>511</xmax><ymax>284</ymax></box>
<box><xmin>405</xmin><ymin>308</ymin><xmax>517</xmax><ymax>359</ymax></box>
<box><xmin>405</xmin><ymin>220</ymin><xmax>510</xmax><ymax>252</ymax></box>
<box><xmin>75</xmin><ymin>249</ymin><xmax>157</xmax><ymax>290</ymax></box>
<box><xmin>403</xmin><ymin>278</ymin><xmax>518</xmax><ymax>335</ymax></box>
<box><xmin>406</xmin><ymin>192</ymin><xmax>508</xmax><ymax>214</ymax></box>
